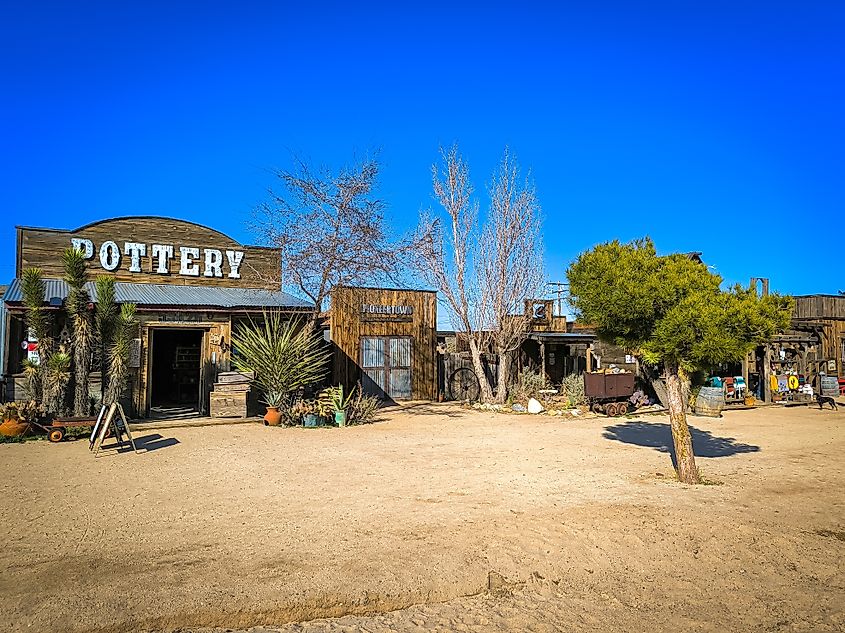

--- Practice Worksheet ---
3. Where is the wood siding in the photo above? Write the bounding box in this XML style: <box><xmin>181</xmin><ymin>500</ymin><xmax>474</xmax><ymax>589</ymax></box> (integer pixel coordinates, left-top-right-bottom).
<box><xmin>17</xmin><ymin>217</ymin><xmax>280</xmax><ymax>288</ymax></box>
<box><xmin>330</xmin><ymin>287</ymin><xmax>437</xmax><ymax>400</ymax></box>
<box><xmin>793</xmin><ymin>295</ymin><xmax>845</xmax><ymax>378</ymax></box>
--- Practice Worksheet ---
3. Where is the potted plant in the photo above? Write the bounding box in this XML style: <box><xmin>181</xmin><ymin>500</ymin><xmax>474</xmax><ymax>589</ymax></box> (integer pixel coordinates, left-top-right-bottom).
<box><xmin>292</xmin><ymin>399</ymin><xmax>322</xmax><ymax>428</ymax></box>
<box><xmin>319</xmin><ymin>385</ymin><xmax>353</xmax><ymax>427</ymax></box>
<box><xmin>230</xmin><ymin>310</ymin><xmax>331</xmax><ymax>427</ymax></box>
<box><xmin>0</xmin><ymin>400</ymin><xmax>45</xmax><ymax>437</ymax></box>
<box><xmin>262</xmin><ymin>390</ymin><xmax>286</xmax><ymax>426</ymax></box>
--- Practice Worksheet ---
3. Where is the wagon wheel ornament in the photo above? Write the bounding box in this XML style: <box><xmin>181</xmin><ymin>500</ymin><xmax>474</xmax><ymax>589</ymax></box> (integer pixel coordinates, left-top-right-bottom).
<box><xmin>449</xmin><ymin>368</ymin><xmax>481</xmax><ymax>402</ymax></box>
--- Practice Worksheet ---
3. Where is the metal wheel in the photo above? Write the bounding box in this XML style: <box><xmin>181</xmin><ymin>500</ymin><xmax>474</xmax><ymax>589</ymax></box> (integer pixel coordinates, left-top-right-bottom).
<box><xmin>48</xmin><ymin>428</ymin><xmax>64</xmax><ymax>443</ymax></box>
<box><xmin>449</xmin><ymin>368</ymin><xmax>481</xmax><ymax>402</ymax></box>
<box><xmin>607</xmin><ymin>402</ymin><xmax>621</xmax><ymax>417</ymax></box>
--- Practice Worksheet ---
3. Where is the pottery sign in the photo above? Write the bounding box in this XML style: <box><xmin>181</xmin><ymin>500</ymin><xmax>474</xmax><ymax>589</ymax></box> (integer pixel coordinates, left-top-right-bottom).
<box><xmin>70</xmin><ymin>238</ymin><xmax>245</xmax><ymax>279</ymax></box>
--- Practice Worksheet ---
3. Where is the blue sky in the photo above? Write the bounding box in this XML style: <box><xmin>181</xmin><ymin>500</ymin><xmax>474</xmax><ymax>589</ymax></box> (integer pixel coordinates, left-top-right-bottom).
<box><xmin>2</xmin><ymin>2</ymin><xmax>843</xmax><ymax>300</ymax></box>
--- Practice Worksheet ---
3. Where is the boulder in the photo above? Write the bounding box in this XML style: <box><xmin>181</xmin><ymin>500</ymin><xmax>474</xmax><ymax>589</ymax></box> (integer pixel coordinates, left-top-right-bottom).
<box><xmin>527</xmin><ymin>398</ymin><xmax>544</xmax><ymax>414</ymax></box>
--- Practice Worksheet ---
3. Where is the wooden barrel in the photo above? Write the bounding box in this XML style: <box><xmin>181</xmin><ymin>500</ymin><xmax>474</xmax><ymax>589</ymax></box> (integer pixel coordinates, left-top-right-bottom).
<box><xmin>695</xmin><ymin>387</ymin><xmax>724</xmax><ymax>417</ymax></box>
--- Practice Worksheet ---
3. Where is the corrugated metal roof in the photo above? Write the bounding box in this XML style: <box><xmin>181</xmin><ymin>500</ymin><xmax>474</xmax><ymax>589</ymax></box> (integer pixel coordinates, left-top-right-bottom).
<box><xmin>3</xmin><ymin>278</ymin><xmax>310</xmax><ymax>310</ymax></box>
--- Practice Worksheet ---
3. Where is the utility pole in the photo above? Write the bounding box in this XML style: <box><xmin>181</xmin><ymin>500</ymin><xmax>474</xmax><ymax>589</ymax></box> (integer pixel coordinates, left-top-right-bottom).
<box><xmin>547</xmin><ymin>281</ymin><xmax>568</xmax><ymax>317</ymax></box>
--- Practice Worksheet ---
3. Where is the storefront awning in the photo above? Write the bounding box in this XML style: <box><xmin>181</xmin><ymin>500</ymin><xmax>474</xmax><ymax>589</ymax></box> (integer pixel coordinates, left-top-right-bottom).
<box><xmin>2</xmin><ymin>278</ymin><xmax>311</xmax><ymax>310</ymax></box>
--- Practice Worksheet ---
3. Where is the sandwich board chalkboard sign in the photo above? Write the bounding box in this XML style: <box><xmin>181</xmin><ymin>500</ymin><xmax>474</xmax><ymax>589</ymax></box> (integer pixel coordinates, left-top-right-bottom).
<box><xmin>92</xmin><ymin>403</ymin><xmax>138</xmax><ymax>457</ymax></box>
<box><xmin>88</xmin><ymin>405</ymin><xmax>107</xmax><ymax>450</ymax></box>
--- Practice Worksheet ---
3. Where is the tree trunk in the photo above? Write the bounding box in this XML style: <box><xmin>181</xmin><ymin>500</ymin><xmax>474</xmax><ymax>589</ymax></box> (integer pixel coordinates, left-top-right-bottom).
<box><xmin>495</xmin><ymin>349</ymin><xmax>511</xmax><ymax>404</ymax></box>
<box><xmin>468</xmin><ymin>338</ymin><xmax>494</xmax><ymax>402</ymax></box>
<box><xmin>664</xmin><ymin>362</ymin><xmax>700</xmax><ymax>484</ymax></box>
<box><xmin>73</xmin><ymin>344</ymin><xmax>91</xmax><ymax>416</ymax></box>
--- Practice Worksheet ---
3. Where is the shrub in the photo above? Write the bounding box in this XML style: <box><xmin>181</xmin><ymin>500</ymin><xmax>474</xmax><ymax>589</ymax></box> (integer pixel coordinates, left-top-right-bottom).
<box><xmin>560</xmin><ymin>373</ymin><xmax>586</xmax><ymax>406</ymax></box>
<box><xmin>517</xmin><ymin>369</ymin><xmax>547</xmax><ymax>400</ymax></box>
<box><xmin>346</xmin><ymin>386</ymin><xmax>381</xmax><ymax>425</ymax></box>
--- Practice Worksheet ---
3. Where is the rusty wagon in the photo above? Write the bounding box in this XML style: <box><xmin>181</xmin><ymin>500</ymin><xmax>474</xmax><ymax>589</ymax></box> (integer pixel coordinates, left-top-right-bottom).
<box><xmin>584</xmin><ymin>371</ymin><xmax>635</xmax><ymax>417</ymax></box>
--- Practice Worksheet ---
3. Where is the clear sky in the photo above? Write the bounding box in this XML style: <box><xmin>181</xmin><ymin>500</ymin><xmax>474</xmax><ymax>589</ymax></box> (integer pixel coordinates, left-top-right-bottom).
<box><xmin>2</xmin><ymin>2</ymin><xmax>843</xmax><ymax>299</ymax></box>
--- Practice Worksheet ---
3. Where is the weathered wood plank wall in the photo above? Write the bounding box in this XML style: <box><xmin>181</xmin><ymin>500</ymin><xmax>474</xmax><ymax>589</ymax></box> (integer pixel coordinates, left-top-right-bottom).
<box><xmin>17</xmin><ymin>217</ymin><xmax>279</xmax><ymax>288</ymax></box>
<box><xmin>330</xmin><ymin>287</ymin><xmax>437</xmax><ymax>400</ymax></box>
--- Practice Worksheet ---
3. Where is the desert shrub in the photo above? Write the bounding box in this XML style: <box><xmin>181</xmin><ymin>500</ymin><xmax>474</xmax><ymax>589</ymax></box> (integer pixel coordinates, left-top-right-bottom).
<box><xmin>560</xmin><ymin>373</ymin><xmax>586</xmax><ymax>406</ymax></box>
<box><xmin>517</xmin><ymin>369</ymin><xmax>547</xmax><ymax>400</ymax></box>
<box><xmin>346</xmin><ymin>386</ymin><xmax>381</xmax><ymax>426</ymax></box>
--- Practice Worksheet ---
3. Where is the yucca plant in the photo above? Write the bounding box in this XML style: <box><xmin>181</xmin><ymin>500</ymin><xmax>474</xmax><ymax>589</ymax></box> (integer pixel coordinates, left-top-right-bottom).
<box><xmin>231</xmin><ymin>310</ymin><xmax>330</xmax><ymax>402</ymax></box>
<box><xmin>46</xmin><ymin>352</ymin><xmax>72</xmax><ymax>416</ymax></box>
<box><xmin>21</xmin><ymin>267</ymin><xmax>55</xmax><ymax>409</ymax></box>
<box><xmin>94</xmin><ymin>275</ymin><xmax>118</xmax><ymax>400</ymax></box>
<box><xmin>21</xmin><ymin>358</ymin><xmax>41</xmax><ymax>401</ymax></box>
<box><xmin>105</xmin><ymin>303</ymin><xmax>137</xmax><ymax>405</ymax></box>
<box><xmin>63</xmin><ymin>247</ymin><xmax>95</xmax><ymax>416</ymax></box>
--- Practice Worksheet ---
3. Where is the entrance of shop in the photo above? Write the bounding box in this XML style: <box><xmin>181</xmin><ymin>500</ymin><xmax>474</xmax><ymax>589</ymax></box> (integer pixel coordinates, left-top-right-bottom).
<box><xmin>149</xmin><ymin>328</ymin><xmax>204</xmax><ymax>417</ymax></box>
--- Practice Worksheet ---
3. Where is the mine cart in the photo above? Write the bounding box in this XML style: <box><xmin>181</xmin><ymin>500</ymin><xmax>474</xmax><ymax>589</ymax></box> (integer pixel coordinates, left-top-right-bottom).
<box><xmin>584</xmin><ymin>371</ymin><xmax>635</xmax><ymax>417</ymax></box>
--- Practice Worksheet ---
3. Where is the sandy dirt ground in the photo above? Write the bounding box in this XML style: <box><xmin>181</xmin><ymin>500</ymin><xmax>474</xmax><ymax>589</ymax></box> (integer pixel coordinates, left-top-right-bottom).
<box><xmin>1</xmin><ymin>402</ymin><xmax>843</xmax><ymax>633</ymax></box>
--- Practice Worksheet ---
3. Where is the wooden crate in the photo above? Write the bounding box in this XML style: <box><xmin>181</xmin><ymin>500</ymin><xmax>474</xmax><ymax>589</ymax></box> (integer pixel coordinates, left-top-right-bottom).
<box><xmin>213</xmin><ymin>382</ymin><xmax>251</xmax><ymax>393</ymax></box>
<box><xmin>210</xmin><ymin>391</ymin><xmax>248</xmax><ymax>418</ymax></box>
<box><xmin>217</xmin><ymin>371</ymin><xmax>254</xmax><ymax>384</ymax></box>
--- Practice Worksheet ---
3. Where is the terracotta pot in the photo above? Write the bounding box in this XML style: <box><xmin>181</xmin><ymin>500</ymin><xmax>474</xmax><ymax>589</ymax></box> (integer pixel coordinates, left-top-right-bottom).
<box><xmin>0</xmin><ymin>418</ymin><xmax>29</xmax><ymax>437</ymax></box>
<box><xmin>263</xmin><ymin>407</ymin><xmax>282</xmax><ymax>426</ymax></box>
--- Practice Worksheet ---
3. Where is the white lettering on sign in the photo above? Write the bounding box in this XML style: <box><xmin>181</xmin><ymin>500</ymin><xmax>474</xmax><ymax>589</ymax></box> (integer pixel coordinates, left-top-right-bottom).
<box><xmin>99</xmin><ymin>241</ymin><xmax>121</xmax><ymax>271</ymax></box>
<box><xmin>226</xmin><ymin>250</ymin><xmax>244</xmax><ymax>279</ymax></box>
<box><xmin>71</xmin><ymin>238</ymin><xmax>94</xmax><ymax>259</ymax></box>
<box><xmin>124</xmin><ymin>242</ymin><xmax>147</xmax><ymax>273</ymax></box>
<box><xmin>179</xmin><ymin>247</ymin><xmax>200</xmax><ymax>276</ymax></box>
<box><xmin>69</xmin><ymin>239</ymin><xmax>246</xmax><ymax>279</ymax></box>
<box><xmin>361</xmin><ymin>303</ymin><xmax>414</xmax><ymax>316</ymax></box>
<box><xmin>151</xmin><ymin>244</ymin><xmax>174</xmax><ymax>273</ymax></box>
<box><xmin>203</xmin><ymin>249</ymin><xmax>223</xmax><ymax>278</ymax></box>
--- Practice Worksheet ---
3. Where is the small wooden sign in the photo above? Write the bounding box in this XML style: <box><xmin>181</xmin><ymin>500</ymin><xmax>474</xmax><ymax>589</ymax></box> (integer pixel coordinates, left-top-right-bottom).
<box><xmin>129</xmin><ymin>338</ymin><xmax>142</xmax><ymax>368</ymax></box>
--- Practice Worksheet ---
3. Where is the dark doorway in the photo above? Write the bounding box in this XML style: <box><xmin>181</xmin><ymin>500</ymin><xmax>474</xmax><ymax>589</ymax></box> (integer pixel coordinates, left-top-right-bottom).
<box><xmin>150</xmin><ymin>328</ymin><xmax>204</xmax><ymax>413</ymax></box>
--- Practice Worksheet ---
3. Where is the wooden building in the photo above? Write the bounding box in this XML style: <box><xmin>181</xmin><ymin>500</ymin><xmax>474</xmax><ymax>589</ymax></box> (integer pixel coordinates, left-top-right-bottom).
<box><xmin>2</xmin><ymin>217</ymin><xmax>309</xmax><ymax>416</ymax></box>
<box><xmin>747</xmin><ymin>294</ymin><xmax>845</xmax><ymax>401</ymax></box>
<box><xmin>328</xmin><ymin>286</ymin><xmax>438</xmax><ymax>401</ymax></box>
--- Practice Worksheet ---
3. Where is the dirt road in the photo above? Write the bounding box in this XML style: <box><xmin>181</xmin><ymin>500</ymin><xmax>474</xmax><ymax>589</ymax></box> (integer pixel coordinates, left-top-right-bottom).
<box><xmin>1</xmin><ymin>403</ymin><xmax>843</xmax><ymax>632</ymax></box>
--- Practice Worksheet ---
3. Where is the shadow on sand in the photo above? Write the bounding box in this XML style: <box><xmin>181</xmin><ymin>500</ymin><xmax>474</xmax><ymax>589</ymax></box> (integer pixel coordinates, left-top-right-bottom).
<box><xmin>603</xmin><ymin>421</ymin><xmax>759</xmax><ymax>466</ymax></box>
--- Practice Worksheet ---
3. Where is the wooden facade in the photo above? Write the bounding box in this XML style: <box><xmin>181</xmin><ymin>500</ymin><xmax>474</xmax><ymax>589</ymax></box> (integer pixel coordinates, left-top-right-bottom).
<box><xmin>793</xmin><ymin>295</ymin><xmax>845</xmax><ymax>378</ymax></box>
<box><xmin>4</xmin><ymin>216</ymin><xmax>300</xmax><ymax>417</ymax></box>
<box><xmin>16</xmin><ymin>217</ymin><xmax>279</xmax><ymax>288</ymax></box>
<box><xmin>330</xmin><ymin>286</ymin><xmax>437</xmax><ymax>401</ymax></box>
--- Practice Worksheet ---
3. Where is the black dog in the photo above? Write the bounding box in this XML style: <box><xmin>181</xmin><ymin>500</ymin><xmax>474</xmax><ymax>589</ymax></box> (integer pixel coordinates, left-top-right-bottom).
<box><xmin>816</xmin><ymin>395</ymin><xmax>839</xmax><ymax>410</ymax></box>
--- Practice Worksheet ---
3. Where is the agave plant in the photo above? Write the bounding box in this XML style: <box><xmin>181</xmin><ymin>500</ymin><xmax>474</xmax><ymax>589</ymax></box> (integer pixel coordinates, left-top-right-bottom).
<box><xmin>231</xmin><ymin>310</ymin><xmax>330</xmax><ymax>403</ymax></box>
<box><xmin>63</xmin><ymin>247</ymin><xmax>95</xmax><ymax>416</ymax></box>
<box><xmin>105</xmin><ymin>303</ymin><xmax>137</xmax><ymax>405</ymax></box>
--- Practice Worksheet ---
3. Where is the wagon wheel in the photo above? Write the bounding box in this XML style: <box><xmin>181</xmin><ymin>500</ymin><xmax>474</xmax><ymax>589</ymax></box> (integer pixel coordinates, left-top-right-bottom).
<box><xmin>591</xmin><ymin>402</ymin><xmax>603</xmax><ymax>414</ymax></box>
<box><xmin>449</xmin><ymin>368</ymin><xmax>481</xmax><ymax>402</ymax></box>
<box><xmin>48</xmin><ymin>428</ymin><xmax>64</xmax><ymax>443</ymax></box>
<box><xmin>606</xmin><ymin>402</ymin><xmax>620</xmax><ymax>417</ymax></box>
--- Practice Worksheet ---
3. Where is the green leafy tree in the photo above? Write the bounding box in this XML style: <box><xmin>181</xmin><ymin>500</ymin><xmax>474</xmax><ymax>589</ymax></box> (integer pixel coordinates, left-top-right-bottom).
<box><xmin>567</xmin><ymin>238</ymin><xmax>792</xmax><ymax>484</ymax></box>
<box><xmin>63</xmin><ymin>248</ymin><xmax>95</xmax><ymax>416</ymax></box>
<box><xmin>231</xmin><ymin>310</ymin><xmax>330</xmax><ymax>402</ymax></box>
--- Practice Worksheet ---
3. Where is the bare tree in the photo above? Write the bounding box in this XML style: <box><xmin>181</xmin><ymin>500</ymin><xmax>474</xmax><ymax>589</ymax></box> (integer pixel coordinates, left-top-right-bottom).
<box><xmin>252</xmin><ymin>153</ymin><xmax>400</xmax><ymax>318</ymax></box>
<box><xmin>479</xmin><ymin>149</ymin><xmax>544</xmax><ymax>402</ymax></box>
<box><xmin>414</xmin><ymin>146</ymin><xmax>494</xmax><ymax>402</ymax></box>
<box><xmin>414</xmin><ymin>145</ymin><xmax>544</xmax><ymax>403</ymax></box>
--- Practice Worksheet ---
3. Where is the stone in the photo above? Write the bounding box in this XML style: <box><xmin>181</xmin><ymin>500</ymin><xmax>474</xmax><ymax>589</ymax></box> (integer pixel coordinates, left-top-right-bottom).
<box><xmin>527</xmin><ymin>398</ymin><xmax>544</xmax><ymax>414</ymax></box>
<box><xmin>511</xmin><ymin>403</ymin><xmax>526</xmax><ymax>412</ymax></box>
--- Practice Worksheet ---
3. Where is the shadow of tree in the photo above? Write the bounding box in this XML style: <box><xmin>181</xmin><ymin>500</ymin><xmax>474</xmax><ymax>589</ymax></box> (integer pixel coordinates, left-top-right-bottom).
<box><xmin>603</xmin><ymin>421</ymin><xmax>759</xmax><ymax>466</ymax></box>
